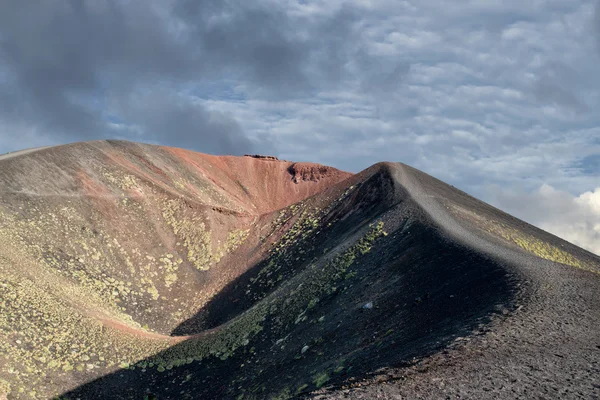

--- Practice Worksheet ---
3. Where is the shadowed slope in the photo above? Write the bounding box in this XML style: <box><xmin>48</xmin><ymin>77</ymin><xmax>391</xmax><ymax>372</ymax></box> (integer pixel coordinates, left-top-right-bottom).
<box><xmin>1</xmin><ymin>143</ymin><xmax>598</xmax><ymax>399</ymax></box>
<box><xmin>61</xmin><ymin>162</ymin><xmax>526</xmax><ymax>400</ymax></box>
<box><xmin>310</xmin><ymin>164</ymin><xmax>600</xmax><ymax>399</ymax></box>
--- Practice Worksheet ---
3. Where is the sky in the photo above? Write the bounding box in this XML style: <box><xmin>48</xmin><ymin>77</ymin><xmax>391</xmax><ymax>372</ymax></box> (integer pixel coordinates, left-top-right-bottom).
<box><xmin>0</xmin><ymin>0</ymin><xmax>599</xmax><ymax>255</ymax></box>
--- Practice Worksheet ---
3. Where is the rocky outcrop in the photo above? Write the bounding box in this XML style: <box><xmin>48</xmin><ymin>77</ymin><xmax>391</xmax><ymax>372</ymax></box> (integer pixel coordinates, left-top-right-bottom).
<box><xmin>244</xmin><ymin>154</ymin><xmax>280</xmax><ymax>161</ymax></box>
<box><xmin>288</xmin><ymin>162</ymin><xmax>340</xmax><ymax>184</ymax></box>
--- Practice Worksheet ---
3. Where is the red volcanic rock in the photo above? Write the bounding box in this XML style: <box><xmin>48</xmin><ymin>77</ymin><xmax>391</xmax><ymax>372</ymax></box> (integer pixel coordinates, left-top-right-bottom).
<box><xmin>287</xmin><ymin>162</ymin><xmax>341</xmax><ymax>184</ymax></box>
<box><xmin>166</xmin><ymin>146</ymin><xmax>352</xmax><ymax>214</ymax></box>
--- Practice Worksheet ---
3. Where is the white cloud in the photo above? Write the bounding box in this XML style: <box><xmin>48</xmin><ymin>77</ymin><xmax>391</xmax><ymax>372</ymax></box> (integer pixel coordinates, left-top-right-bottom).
<box><xmin>491</xmin><ymin>184</ymin><xmax>600</xmax><ymax>256</ymax></box>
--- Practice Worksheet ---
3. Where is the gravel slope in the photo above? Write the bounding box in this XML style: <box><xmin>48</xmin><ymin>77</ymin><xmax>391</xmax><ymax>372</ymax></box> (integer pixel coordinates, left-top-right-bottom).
<box><xmin>310</xmin><ymin>163</ymin><xmax>600</xmax><ymax>400</ymax></box>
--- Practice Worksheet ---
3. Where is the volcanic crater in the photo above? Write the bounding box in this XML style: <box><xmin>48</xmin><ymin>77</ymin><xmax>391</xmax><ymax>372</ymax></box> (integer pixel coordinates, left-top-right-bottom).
<box><xmin>0</xmin><ymin>140</ymin><xmax>598</xmax><ymax>399</ymax></box>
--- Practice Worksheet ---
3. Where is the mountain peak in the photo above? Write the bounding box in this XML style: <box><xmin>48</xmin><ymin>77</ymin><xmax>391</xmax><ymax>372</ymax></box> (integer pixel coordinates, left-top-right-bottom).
<box><xmin>0</xmin><ymin>141</ymin><xmax>598</xmax><ymax>400</ymax></box>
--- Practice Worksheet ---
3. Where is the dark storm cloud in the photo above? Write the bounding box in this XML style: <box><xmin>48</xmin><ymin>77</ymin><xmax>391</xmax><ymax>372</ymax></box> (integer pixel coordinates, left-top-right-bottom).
<box><xmin>359</xmin><ymin>59</ymin><xmax>411</xmax><ymax>98</ymax></box>
<box><xmin>172</xmin><ymin>1</ymin><xmax>368</xmax><ymax>98</ymax></box>
<box><xmin>0</xmin><ymin>0</ymin><xmax>365</xmax><ymax>153</ymax></box>
<box><xmin>111</xmin><ymin>90</ymin><xmax>258</xmax><ymax>155</ymax></box>
<box><xmin>173</xmin><ymin>1</ymin><xmax>312</xmax><ymax>96</ymax></box>
<box><xmin>532</xmin><ymin>80</ymin><xmax>588</xmax><ymax>112</ymax></box>
<box><xmin>0</xmin><ymin>4</ymin><xmax>189</xmax><ymax>114</ymax></box>
<box><xmin>0</xmin><ymin>1</ymin><xmax>206</xmax><ymax>149</ymax></box>
<box><xmin>531</xmin><ymin>62</ymin><xmax>589</xmax><ymax>113</ymax></box>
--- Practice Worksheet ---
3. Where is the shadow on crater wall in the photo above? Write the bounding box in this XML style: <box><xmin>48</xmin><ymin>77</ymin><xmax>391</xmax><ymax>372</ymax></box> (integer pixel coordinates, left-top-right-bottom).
<box><xmin>61</xmin><ymin>178</ymin><xmax>519</xmax><ymax>399</ymax></box>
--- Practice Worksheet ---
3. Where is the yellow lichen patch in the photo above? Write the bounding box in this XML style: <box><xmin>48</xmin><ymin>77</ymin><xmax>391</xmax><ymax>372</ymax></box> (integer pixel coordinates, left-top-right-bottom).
<box><xmin>0</xmin><ymin>193</ymin><xmax>209</xmax><ymax>336</ymax></box>
<box><xmin>161</xmin><ymin>199</ymin><xmax>213</xmax><ymax>271</ymax></box>
<box><xmin>507</xmin><ymin>232</ymin><xmax>585</xmax><ymax>269</ymax></box>
<box><xmin>160</xmin><ymin>199</ymin><xmax>249</xmax><ymax>271</ymax></box>
<box><xmin>0</xmin><ymin>379</ymin><xmax>10</xmax><ymax>398</ymax></box>
<box><xmin>174</xmin><ymin>178</ymin><xmax>187</xmax><ymax>190</ymax></box>
<box><xmin>103</xmin><ymin>171</ymin><xmax>139</xmax><ymax>191</ymax></box>
<box><xmin>147</xmin><ymin>285</ymin><xmax>160</xmax><ymax>300</ymax></box>
<box><xmin>213</xmin><ymin>229</ymin><xmax>250</xmax><ymax>264</ymax></box>
<box><xmin>165</xmin><ymin>273</ymin><xmax>178</xmax><ymax>287</ymax></box>
<box><xmin>145</xmin><ymin>222</ymin><xmax>388</xmax><ymax>371</ymax></box>
<box><xmin>158</xmin><ymin>254</ymin><xmax>180</xmax><ymax>288</ymax></box>
<box><xmin>451</xmin><ymin>205</ymin><xmax>598</xmax><ymax>274</ymax></box>
<box><xmin>0</xmin><ymin>263</ymin><xmax>172</xmax><ymax>398</ymax></box>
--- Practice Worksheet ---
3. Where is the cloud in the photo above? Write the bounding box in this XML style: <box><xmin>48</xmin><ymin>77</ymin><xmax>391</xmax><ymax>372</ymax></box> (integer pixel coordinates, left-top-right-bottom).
<box><xmin>595</xmin><ymin>0</ymin><xmax>600</xmax><ymax>51</ymax></box>
<box><xmin>491</xmin><ymin>184</ymin><xmax>600</xmax><ymax>256</ymax></box>
<box><xmin>0</xmin><ymin>0</ymin><xmax>388</xmax><ymax>153</ymax></box>
<box><xmin>0</xmin><ymin>0</ymin><xmax>342</xmax><ymax>154</ymax></box>
<box><xmin>1</xmin><ymin>0</ymin><xmax>600</xmax><ymax>250</ymax></box>
<box><xmin>0</xmin><ymin>2</ymin><xmax>192</xmax><ymax>132</ymax></box>
<box><xmin>108</xmin><ymin>89</ymin><xmax>260</xmax><ymax>155</ymax></box>
<box><xmin>574</xmin><ymin>154</ymin><xmax>600</xmax><ymax>174</ymax></box>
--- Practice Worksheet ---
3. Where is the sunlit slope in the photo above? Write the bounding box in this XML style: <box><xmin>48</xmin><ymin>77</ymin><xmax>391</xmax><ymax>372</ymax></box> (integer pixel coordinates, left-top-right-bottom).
<box><xmin>0</xmin><ymin>140</ymin><xmax>351</xmax><ymax>398</ymax></box>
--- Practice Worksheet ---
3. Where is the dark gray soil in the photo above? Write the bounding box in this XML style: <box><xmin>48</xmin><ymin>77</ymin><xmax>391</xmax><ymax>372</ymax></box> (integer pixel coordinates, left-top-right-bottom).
<box><xmin>309</xmin><ymin>164</ymin><xmax>600</xmax><ymax>400</ymax></box>
<box><xmin>60</xmin><ymin>162</ymin><xmax>600</xmax><ymax>399</ymax></box>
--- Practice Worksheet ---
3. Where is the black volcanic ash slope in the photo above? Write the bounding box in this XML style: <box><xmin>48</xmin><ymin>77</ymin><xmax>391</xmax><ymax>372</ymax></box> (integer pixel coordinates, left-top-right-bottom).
<box><xmin>61</xmin><ymin>161</ymin><xmax>570</xmax><ymax>400</ymax></box>
<box><xmin>313</xmin><ymin>164</ymin><xmax>600</xmax><ymax>400</ymax></box>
